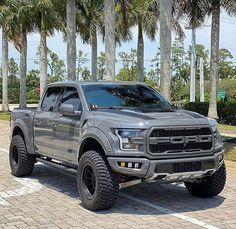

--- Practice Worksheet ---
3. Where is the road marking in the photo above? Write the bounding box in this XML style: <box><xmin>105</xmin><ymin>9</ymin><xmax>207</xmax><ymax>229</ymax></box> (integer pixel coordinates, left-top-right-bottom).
<box><xmin>0</xmin><ymin>178</ymin><xmax>43</xmax><ymax>206</ymax></box>
<box><xmin>0</xmin><ymin>150</ymin><xmax>218</xmax><ymax>228</ymax></box>
<box><xmin>0</xmin><ymin>148</ymin><xmax>8</xmax><ymax>153</ymax></box>
<box><xmin>120</xmin><ymin>193</ymin><xmax>218</xmax><ymax>229</ymax></box>
<box><xmin>39</xmin><ymin>162</ymin><xmax>218</xmax><ymax>229</ymax></box>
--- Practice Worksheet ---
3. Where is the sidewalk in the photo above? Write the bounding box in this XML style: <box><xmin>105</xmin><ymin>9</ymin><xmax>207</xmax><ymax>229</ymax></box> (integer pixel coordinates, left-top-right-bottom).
<box><xmin>0</xmin><ymin>104</ymin><xmax>38</xmax><ymax>112</ymax></box>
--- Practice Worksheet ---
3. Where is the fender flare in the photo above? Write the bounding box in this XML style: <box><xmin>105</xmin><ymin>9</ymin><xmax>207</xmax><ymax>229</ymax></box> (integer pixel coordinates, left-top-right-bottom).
<box><xmin>78</xmin><ymin>127</ymin><xmax>113</xmax><ymax>160</ymax></box>
<box><xmin>12</xmin><ymin>118</ymin><xmax>34</xmax><ymax>154</ymax></box>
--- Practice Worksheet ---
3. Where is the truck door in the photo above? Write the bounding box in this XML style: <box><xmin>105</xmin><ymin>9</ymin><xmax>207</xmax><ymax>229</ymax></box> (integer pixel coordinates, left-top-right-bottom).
<box><xmin>51</xmin><ymin>86</ymin><xmax>82</xmax><ymax>162</ymax></box>
<box><xmin>34</xmin><ymin>86</ymin><xmax>62</xmax><ymax>158</ymax></box>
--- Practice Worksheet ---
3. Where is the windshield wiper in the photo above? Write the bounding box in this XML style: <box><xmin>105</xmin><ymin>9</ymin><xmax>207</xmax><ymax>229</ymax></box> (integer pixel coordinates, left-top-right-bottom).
<box><xmin>90</xmin><ymin>105</ymin><xmax>128</xmax><ymax>110</ymax></box>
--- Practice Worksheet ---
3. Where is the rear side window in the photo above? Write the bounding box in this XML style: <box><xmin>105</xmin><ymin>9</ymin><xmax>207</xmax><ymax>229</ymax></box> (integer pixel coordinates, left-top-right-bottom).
<box><xmin>41</xmin><ymin>87</ymin><xmax>61</xmax><ymax>112</ymax></box>
<box><xmin>61</xmin><ymin>87</ymin><xmax>82</xmax><ymax>111</ymax></box>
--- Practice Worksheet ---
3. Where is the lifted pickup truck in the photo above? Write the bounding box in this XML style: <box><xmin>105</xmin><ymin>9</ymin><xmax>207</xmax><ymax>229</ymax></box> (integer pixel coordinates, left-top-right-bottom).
<box><xmin>9</xmin><ymin>81</ymin><xmax>226</xmax><ymax>211</ymax></box>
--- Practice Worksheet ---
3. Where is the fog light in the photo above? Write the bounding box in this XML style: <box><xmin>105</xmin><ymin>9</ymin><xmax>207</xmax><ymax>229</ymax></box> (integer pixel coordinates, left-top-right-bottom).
<box><xmin>128</xmin><ymin>163</ymin><xmax>132</xmax><ymax>168</ymax></box>
<box><xmin>120</xmin><ymin>162</ymin><xmax>126</xmax><ymax>167</ymax></box>
<box><xmin>118</xmin><ymin>162</ymin><xmax>142</xmax><ymax>169</ymax></box>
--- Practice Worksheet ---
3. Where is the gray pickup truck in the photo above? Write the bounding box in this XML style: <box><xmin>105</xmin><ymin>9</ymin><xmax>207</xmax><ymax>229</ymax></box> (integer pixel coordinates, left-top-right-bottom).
<box><xmin>10</xmin><ymin>81</ymin><xmax>226</xmax><ymax>211</ymax></box>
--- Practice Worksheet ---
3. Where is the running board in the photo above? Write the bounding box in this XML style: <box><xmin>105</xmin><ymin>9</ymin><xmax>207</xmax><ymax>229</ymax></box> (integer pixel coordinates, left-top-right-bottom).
<box><xmin>36</xmin><ymin>157</ymin><xmax>78</xmax><ymax>171</ymax></box>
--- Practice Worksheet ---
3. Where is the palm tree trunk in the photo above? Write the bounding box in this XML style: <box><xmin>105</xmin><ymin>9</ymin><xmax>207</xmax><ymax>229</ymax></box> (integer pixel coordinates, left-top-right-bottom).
<box><xmin>91</xmin><ymin>28</ymin><xmax>97</xmax><ymax>80</ymax></box>
<box><xmin>104</xmin><ymin>0</ymin><xmax>115</xmax><ymax>80</ymax></box>
<box><xmin>208</xmin><ymin>3</ymin><xmax>220</xmax><ymax>119</ymax></box>
<box><xmin>19</xmin><ymin>31</ymin><xmax>27</xmax><ymax>108</ymax></box>
<box><xmin>39</xmin><ymin>31</ymin><xmax>47</xmax><ymax>97</ymax></box>
<box><xmin>160</xmin><ymin>0</ymin><xmax>172</xmax><ymax>100</ymax></box>
<box><xmin>66</xmin><ymin>0</ymin><xmax>76</xmax><ymax>81</ymax></box>
<box><xmin>137</xmin><ymin>17</ymin><xmax>144</xmax><ymax>82</ymax></box>
<box><xmin>2</xmin><ymin>29</ymin><xmax>9</xmax><ymax>111</ymax></box>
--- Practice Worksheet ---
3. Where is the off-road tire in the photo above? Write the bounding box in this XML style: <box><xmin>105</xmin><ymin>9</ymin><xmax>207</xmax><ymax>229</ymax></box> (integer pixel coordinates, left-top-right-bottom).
<box><xmin>77</xmin><ymin>150</ymin><xmax>119</xmax><ymax>211</ymax></box>
<box><xmin>185</xmin><ymin>163</ymin><xmax>226</xmax><ymax>198</ymax></box>
<box><xmin>9</xmin><ymin>135</ymin><xmax>35</xmax><ymax>177</ymax></box>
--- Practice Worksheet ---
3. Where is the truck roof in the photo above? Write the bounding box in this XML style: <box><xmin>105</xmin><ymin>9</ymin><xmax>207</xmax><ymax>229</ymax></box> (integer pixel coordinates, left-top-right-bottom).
<box><xmin>48</xmin><ymin>80</ymin><xmax>147</xmax><ymax>87</ymax></box>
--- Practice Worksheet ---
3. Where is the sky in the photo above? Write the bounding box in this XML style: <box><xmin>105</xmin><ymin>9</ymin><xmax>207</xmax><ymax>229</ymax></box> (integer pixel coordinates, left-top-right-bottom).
<box><xmin>1</xmin><ymin>11</ymin><xmax>236</xmax><ymax>74</ymax></box>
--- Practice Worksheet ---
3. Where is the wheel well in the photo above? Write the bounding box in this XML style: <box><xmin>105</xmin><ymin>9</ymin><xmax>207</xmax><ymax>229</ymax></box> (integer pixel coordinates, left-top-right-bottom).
<box><xmin>79</xmin><ymin>138</ymin><xmax>106</xmax><ymax>162</ymax></box>
<box><xmin>12</xmin><ymin>126</ymin><xmax>25</xmax><ymax>142</ymax></box>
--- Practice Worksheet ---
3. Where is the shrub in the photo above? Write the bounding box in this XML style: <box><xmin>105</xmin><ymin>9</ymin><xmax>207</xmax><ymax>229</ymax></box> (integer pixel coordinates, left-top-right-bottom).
<box><xmin>184</xmin><ymin>100</ymin><xmax>236</xmax><ymax>125</ymax></box>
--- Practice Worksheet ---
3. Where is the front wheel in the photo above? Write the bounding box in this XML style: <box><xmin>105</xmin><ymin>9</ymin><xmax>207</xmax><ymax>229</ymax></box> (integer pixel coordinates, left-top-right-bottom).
<box><xmin>77</xmin><ymin>151</ymin><xmax>119</xmax><ymax>211</ymax></box>
<box><xmin>185</xmin><ymin>163</ymin><xmax>226</xmax><ymax>198</ymax></box>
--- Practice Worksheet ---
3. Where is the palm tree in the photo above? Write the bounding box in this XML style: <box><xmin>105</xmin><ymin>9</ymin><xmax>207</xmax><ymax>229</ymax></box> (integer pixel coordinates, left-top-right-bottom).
<box><xmin>104</xmin><ymin>0</ymin><xmax>115</xmax><ymax>80</ymax></box>
<box><xmin>131</xmin><ymin>0</ymin><xmax>159</xmax><ymax>82</ymax></box>
<box><xmin>66</xmin><ymin>0</ymin><xmax>76</xmax><ymax>81</ymax></box>
<box><xmin>178</xmin><ymin>0</ymin><xmax>236</xmax><ymax>119</ymax></box>
<box><xmin>4</xmin><ymin>0</ymin><xmax>35</xmax><ymax>108</ymax></box>
<box><xmin>0</xmin><ymin>1</ymin><xmax>9</xmax><ymax>111</ymax></box>
<box><xmin>76</xmin><ymin>0</ymin><xmax>104</xmax><ymax>80</ymax></box>
<box><xmin>159</xmin><ymin>0</ymin><xmax>172</xmax><ymax>100</ymax></box>
<box><xmin>32</xmin><ymin>0</ymin><xmax>63</xmax><ymax>97</ymax></box>
<box><xmin>131</xmin><ymin>0</ymin><xmax>184</xmax><ymax>82</ymax></box>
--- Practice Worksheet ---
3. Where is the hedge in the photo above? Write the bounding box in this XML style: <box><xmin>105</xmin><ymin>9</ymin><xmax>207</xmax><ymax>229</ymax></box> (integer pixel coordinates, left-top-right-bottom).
<box><xmin>184</xmin><ymin>100</ymin><xmax>236</xmax><ymax>125</ymax></box>
<box><xmin>0</xmin><ymin>100</ymin><xmax>39</xmax><ymax>104</ymax></box>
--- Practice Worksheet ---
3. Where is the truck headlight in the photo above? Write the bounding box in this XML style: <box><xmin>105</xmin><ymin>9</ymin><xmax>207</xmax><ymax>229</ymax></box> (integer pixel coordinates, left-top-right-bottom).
<box><xmin>212</xmin><ymin>125</ymin><xmax>222</xmax><ymax>146</ymax></box>
<box><xmin>115</xmin><ymin>129</ymin><xmax>144</xmax><ymax>150</ymax></box>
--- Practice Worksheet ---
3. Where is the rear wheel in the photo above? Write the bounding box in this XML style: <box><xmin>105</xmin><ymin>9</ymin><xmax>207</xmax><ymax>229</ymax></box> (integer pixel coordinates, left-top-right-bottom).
<box><xmin>185</xmin><ymin>163</ymin><xmax>226</xmax><ymax>198</ymax></box>
<box><xmin>9</xmin><ymin>135</ymin><xmax>36</xmax><ymax>177</ymax></box>
<box><xmin>77</xmin><ymin>151</ymin><xmax>119</xmax><ymax>211</ymax></box>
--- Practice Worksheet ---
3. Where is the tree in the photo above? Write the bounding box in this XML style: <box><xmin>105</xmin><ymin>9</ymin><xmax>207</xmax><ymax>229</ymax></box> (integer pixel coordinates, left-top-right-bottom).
<box><xmin>3</xmin><ymin>0</ymin><xmax>35</xmax><ymax>108</ymax></box>
<box><xmin>159</xmin><ymin>0</ymin><xmax>172</xmax><ymax>100</ymax></box>
<box><xmin>32</xmin><ymin>0</ymin><xmax>63</xmax><ymax>97</ymax></box>
<box><xmin>0</xmin><ymin>0</ymin><xmax>9</xmax><ymax>111</ymax></box>
<box><xmin>131</xmin><ymin>0</ymin><xmax>159</xmax><ymax>82</ymax></box>
<box><xmin>218</xmin><ymin>48</ymin><xmax>236</xmax><ymax>79</ymax></box>
<box><xmin>47</xmin><ymin>49</ymin><xmax>66</xmax><ymax>82</ymax></box>
<box><xmin>104</xmin><ymin>0</ymin><xmax>115</xmax><ymax>80</ymax></box>
<box><xmin>76</xmin><ymin>50</ymin><xmax>88</xmax><ymax>80</ymax></box>
<box><xmin>177</xmin><ymin>0</ymin><xmax>236</xmax><ymax>118</ymax></box>
<box><xmin>97</xmin><ymin>51</ymin><xmax>106</xmax><ymax>80</ymax></box>
<box><xmin>8</xmin><ymin>58</ymin><xmax>20</xmax><ymax>103</ymax></box>
<box><xmin>117</xmin><ymin>49</ymin><xmax>137</xmax><ymax>81</ymax></box>
<box><xmin>77</xmin><ymin>0</ymin><xmax>103</xmax><ymax>80</ymax></box>
<box><xmin>66</xmin><ymin>0</ymin><xmax>76</xmax><ymax>80</ymax></box>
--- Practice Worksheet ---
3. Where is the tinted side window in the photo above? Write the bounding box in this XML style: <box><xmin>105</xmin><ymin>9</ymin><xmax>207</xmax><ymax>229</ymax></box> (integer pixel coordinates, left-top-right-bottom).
<box><xmin>41</xmin><ymin>87</ymin><xmax>61</xmax><ymax>112</ymax></box>
<box><xmin>61</xmin><ymin>87</ymin><xmax>82</xmax><ymax>111</ymax></box>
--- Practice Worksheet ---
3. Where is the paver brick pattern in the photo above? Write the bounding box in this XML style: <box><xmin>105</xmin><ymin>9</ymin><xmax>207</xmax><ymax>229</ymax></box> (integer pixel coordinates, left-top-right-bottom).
<box><xmin>0</xmin><ymin>122</ymin><xmax>235</xmax><ymax>229</ymax></box>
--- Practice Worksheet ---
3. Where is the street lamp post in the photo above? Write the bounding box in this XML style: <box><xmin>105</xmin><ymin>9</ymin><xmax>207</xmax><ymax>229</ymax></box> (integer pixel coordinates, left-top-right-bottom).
<box><xmin>185</xmin><ymin>26</ymin><xmax>196</xmax><ymax>102</ymax></box>
<box><xmin>190</xmin><ymin>29</ymin><xmax>196</xmax><ymax>102</ymax></box>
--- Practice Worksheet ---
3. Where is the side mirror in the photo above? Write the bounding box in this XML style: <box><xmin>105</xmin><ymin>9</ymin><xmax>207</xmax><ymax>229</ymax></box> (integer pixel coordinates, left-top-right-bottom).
<box><xmin>59</xmin><ymin>104</ymin><xmax>75</xmax><ymax>116</ymax></box>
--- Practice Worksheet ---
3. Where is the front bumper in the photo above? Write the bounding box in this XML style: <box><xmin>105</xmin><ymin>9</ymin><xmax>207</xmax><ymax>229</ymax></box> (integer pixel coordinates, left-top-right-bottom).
<box><xmin>107</xmin><ymin>151</ymin><xmax>224</xmax><ymax>182</ymax></box>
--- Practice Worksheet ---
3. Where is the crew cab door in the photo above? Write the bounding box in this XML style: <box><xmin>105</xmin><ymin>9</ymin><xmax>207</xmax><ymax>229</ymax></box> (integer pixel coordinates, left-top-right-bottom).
<box><xmin>34</xmin><ymin>86</ymin><xmax>62</xmax><ymax>157</ymax></box>
<box><xmin>51</xmin><ymin>86</ymin><xmax>82</xmax><ymax>162</ymax></box>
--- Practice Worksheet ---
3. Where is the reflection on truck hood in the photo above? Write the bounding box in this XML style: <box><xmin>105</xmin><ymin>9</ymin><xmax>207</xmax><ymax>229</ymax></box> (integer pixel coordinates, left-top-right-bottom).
<box><xmin>93</xmin><ymin>109</ymin><xmax>210</xmax><ymax>129</ymax></box>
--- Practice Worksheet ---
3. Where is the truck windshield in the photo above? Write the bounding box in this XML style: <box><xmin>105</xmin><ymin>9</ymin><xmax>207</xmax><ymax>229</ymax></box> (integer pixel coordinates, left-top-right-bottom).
<box><xmin>82</xmin><ymin>84</ymin><xmax>173</xmax><ymax>112</ymax></box>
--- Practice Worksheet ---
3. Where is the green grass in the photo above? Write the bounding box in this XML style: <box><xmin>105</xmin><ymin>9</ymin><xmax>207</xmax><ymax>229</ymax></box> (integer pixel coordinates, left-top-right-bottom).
<box><xmin>218</xmin><ymin>124</ymin><xmax>236</xmax><ymax>132</ymax></box>
<box><xmin>224</xmin><ymin>142</ymin><xmax>236</xmax><ymax>162</ymax></box>
<box><xmin>0</xmin><ymin>112</ymin><xmax>11</xmax><ymax>121</ymax></box>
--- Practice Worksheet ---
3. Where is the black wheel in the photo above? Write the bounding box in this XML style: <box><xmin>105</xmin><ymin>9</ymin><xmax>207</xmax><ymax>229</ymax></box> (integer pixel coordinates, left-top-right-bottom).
<box><xmin>9</xmin><ymin>135</ymin><xmax>36</xmax><ymax>177</ymax></box>
<box><xmin>77</xmin><ymin>151</ymin><xmax>119</xmax><ymax>211</ymax></box>
<box><xmin>185</xmin><ymin>163</ymin><xmax>226</xmax><ymax>198</ymax></box>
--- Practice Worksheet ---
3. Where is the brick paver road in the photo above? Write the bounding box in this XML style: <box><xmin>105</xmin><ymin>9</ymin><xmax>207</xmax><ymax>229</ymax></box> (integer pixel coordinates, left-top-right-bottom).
<box><xmin>0</xmin><ymin>121</ymin><xmax>236</xmax><ymax>229</ymax></box>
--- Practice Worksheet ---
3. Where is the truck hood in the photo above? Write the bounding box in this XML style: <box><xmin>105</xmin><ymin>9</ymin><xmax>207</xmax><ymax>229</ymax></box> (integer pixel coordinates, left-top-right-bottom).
<box><xmin>93</xmin><ymin>109</ymin><xmax>211</xmax><ymax>129</ymax></box>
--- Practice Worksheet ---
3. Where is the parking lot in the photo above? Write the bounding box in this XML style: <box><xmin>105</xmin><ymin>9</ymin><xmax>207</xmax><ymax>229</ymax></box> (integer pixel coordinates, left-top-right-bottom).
<box><xmin>0</xmin><ymin>121</ymin><xmax>236</xmax><ymax>229</ymax></box>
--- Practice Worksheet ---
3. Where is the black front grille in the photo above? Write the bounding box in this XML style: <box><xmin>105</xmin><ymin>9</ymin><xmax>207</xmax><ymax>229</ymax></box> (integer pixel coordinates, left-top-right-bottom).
<box><xmin>173</xmin><ymin>161</ymin><xmax>202</xmax><ymax>173</ymax></box>
<box><xmin>150</xmin><ymin>128</ymin><xmax>212</xmax><ymax>137</ymax></box>
<box><xmin>148</xmin><ymin>127</ymin><xmax>213</xmax><ymax>154</ymax></box>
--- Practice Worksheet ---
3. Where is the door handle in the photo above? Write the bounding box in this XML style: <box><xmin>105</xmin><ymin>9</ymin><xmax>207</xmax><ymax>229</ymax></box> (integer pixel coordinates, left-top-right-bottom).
<box><xmin>52</xmin><ymin>121</ymin><xmax>59</xmax><ymax>128</ymax></box>
<box><xmin>34</xmin><ymin>118</ymin><xmax>40</xmax><ymax>127</ymax></box>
